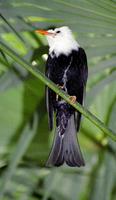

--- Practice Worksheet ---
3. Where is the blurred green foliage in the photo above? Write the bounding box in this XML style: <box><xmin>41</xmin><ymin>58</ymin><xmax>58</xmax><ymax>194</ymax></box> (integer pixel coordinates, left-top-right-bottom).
<box><xmin>0</xmin><ymin>0</ymin><xmax>116</xmax><ymax>200</ymax></box>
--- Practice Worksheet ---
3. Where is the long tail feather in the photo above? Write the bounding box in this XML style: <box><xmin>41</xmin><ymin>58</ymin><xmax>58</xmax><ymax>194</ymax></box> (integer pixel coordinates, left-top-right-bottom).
<box><xmin>46</xmin><ymin>114</ymin><xmax>85</xmax><ymax>167</ymax></box>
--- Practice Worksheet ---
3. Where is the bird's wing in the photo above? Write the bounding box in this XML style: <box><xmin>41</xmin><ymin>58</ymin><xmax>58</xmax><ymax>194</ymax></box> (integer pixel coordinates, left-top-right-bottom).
<box><xmin>79</xmin><ymin>47</ymin><xmax>88</xmax><ymax>87</ymax></box>
<box><xmin>45</xmin><ymin>55</ymin><xmax>55</xmax><ymax>130</ymax></box>
<box><xmin>75</xmin><ymin>47</ymin><xmax>88</xmax><ymax>131</ymax></box>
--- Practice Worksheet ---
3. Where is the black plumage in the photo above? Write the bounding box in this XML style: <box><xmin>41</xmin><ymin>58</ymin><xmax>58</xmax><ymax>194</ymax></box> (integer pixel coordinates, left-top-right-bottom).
<box><xmin>46</xmin><ymin>47</ymin><xmax>88</xmax><ymax>167</ymax></box>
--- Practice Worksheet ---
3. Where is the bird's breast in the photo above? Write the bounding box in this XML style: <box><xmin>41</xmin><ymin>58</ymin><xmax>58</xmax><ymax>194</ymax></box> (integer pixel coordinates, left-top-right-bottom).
<box><xmin>50</xmin><ymin>54</ymin><xmax>71</xmax><ymax>85</ymax></box>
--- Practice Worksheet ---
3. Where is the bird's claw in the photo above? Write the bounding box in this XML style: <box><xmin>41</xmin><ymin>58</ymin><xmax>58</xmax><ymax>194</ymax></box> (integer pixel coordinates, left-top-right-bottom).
<box><xmin>57</xmin><ymin>84</ymin><xmax>64</xmax><ymax>89</ymax></box>
<box><xmin>69</xmin><ymin>96</ymin><xmax>77</xmax><ymax>104</ymax></box>
<box><xmin>56</xmin><ymin>84</ymin><xmax>64</xmax><ymax>100</ymax></box>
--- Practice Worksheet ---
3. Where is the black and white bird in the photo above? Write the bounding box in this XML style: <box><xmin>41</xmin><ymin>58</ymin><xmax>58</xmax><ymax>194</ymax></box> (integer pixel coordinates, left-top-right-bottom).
<box><xmin>36</xmin><ymin>26</ymin><xmax>88</xmax><ymax>167</ymax></box>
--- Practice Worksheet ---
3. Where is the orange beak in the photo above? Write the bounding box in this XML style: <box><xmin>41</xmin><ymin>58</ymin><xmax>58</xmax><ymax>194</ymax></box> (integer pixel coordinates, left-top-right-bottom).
<box><xmin>35</xmin><ymin>29</ymin><xmax>54</xmax><ymax>36</ymax></box>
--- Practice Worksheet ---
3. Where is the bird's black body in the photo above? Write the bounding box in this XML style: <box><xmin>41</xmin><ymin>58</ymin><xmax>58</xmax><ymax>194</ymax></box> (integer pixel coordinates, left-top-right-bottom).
<box><xmin>46</xmin><ymin>47</ymin><xmax>88</xmax><ymax>167</ymax></box>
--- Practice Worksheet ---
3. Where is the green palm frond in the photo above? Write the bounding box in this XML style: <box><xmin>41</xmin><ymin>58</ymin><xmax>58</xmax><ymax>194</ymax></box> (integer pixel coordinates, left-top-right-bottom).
<box><xmin>0</xmin><ymin>0</ymin><xmax>116</xmax><ymax>200</ymax></box>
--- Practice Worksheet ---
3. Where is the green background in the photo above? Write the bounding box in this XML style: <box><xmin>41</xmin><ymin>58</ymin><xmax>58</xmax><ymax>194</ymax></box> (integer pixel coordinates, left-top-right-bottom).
<box><xmin>0</xmin><ymin>0</ymin><xmax>116</xmax><ymax>199</ymax></box>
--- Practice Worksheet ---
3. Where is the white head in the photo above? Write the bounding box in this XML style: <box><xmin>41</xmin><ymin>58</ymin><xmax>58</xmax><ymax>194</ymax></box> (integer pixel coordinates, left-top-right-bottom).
<box><xmin>36</xmin><ymin>26</ymin><xmax>79</xmax><ymax>57</ymax></box>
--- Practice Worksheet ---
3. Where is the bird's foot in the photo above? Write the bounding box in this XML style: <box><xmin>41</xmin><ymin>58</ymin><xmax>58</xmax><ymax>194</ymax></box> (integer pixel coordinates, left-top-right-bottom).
<box><xmin>57</xmin><ymin>84</ymin><xmax>64</xmax><ymax>89</ymax></box>
<box><xmin>56</xmin><ymin>84</ymin><xmax>64</xmax><ymax>100</ymax></box>
<box><xmin>69</xmin><ymin>96</ymin><xmax>77</xmax><ymax>104</ymax></box>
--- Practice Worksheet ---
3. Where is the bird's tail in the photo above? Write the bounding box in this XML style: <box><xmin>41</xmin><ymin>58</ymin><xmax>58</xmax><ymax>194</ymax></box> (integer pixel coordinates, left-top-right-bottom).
<box><xmin>46</xmin><ymin>111</ymin><xmax>85</xmax><ymax>167</ymax></box>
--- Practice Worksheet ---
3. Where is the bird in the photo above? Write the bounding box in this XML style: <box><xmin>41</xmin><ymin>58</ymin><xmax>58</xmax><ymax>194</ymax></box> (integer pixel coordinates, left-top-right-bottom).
<box><xmin>35</xmin><ymin>26</ymin><xmax>88</xmax><ymax>167</ymax></box>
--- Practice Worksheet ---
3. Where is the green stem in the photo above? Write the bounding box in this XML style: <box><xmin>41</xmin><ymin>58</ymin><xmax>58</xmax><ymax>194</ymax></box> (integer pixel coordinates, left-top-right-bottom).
<box><xmin>0</xmin><ymin>41</ymin><xmax>115</xmax><ymax>141</ymax></box>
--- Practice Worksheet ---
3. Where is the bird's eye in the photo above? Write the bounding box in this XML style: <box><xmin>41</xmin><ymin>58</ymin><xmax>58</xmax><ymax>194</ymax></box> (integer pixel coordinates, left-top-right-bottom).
<box><xmin>56</xmin><ymin>30</ymin><xmax>61</xmax><ymax>34</ymax></box>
